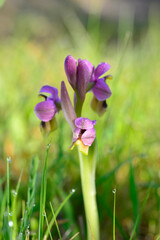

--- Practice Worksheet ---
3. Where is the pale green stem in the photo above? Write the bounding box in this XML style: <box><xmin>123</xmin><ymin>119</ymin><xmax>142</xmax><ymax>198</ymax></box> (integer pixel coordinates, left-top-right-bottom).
<box><xmin>78</xmin><ymin>144</ymin><xmax>99</xmax><ymax>240</ymax></box>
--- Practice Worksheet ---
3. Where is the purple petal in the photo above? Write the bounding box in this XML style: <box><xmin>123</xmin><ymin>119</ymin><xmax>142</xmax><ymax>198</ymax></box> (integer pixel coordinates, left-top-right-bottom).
<box><xmin>34</xmin><ymin>100</ymin><xmax>57</xmax><ymax>122</ymax></box>
<box><xmin>92</xmin><ymin>79</ymin><xmax>112</xmax><ymax>101</ymax></box>
<box><xmin>39</xmin><ymin>85</ymin><xmax>59</xmax><ymax>101</ymax></box>
<box><xmin>61</xmin><ymin>81</ymin><xmax>77</xmax><ymax>130</ymax></box>
<box><xmin>77</xmin><ymin>59</ymin><xmax>93</xmax><ymax>101</ymax></box>
<box><xmin>94</xmin><ymin>62</ymin><xmax>111</xmax><ymax>78</ymax></box>
<box><xmin>75</xmin><ymin>117</ymin><xmax>96</xmax><ymax>130</ymax></box>
<box><xmin>81</xmin><ymin>128</ymin><xmax>96</xmax><ymax>146</ymax></box>
<box><xmin>64</xmin><ymin>55</ymin><xmax>77</xmax><ymax>90</ymax></box>
<box><xmin>72</xmin><ymin>127</ymin><xmax>81</xmax><ymax>142</ymax></box>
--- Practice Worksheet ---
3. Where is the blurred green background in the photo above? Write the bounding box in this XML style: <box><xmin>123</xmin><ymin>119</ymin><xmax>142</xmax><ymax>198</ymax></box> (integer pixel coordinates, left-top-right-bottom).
<box><xmin>0</xmin><ymin>0</ymin><xmax>160</xmax><ymax>239</ymax></box>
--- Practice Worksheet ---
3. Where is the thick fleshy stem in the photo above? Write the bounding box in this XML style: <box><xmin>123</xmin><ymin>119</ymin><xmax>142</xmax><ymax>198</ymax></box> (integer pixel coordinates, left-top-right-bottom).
<box><xmin>74</xmin><ymin>92</ymin><xmax>83</xmax><ymax>117</ymax></box>
<box><xmin>78</xmin><ymin>141</ymin><xmax>100</xmax><ymax>240</ymax></box>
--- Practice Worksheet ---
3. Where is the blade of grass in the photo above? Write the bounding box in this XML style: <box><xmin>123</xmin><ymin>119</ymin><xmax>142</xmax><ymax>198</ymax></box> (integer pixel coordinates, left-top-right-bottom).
<box><xmin>99</xmin><ymin>195</ymin><xmax>128</xmax><ymax>240</ymax></box>
<box><xmin>69</xmin><ymin>232</ymin><xmax>80</xmax><ymax>240</ymax></box>
<box><xmin>44</xmin><ymin>211</ymin><xmax>53</xmax><ymax>240</ymax></box>
<box><xmin>112</xmin><ymin>188</ymin><xmax>116</xmax><ymax>240</ymax></box>
<box><xmin>7</xmin><ymin>157</ymin><xmax>11</xmax><ymax>219</ymax></box>
<box><xmin>50</xmin><ymin>202</ymin><xmax>62</xmax><ymax>240</ymax></box>
<box><xmin>129</xmin><ymin>163</ymin><xmax>139</xmax><ymax>223</ymax></box>
<box><xmin>129</xmin><ymin>185</ymin><xmax>152</xmax><ymax>240</ymax></box>
<box><xmin>12</xmin><ymin>170</ymin><xmax>23</xmax><ymax>239</ymax></box>
<box><xmin>38</xmin><ymin>144</ymin><xmax>50</xmax><ymax>240</ymax></box>
<box><xmin>18</xmin><ymin>156</ymin><xmax>39</xmax><ymax>239</ymax></box>
<box><xmin>2</xmin><ymin>157</ymin><xmax>12</xmax><ymax>240</ymax></box>
<box><xmin>44</xmin><ymin>189</ymin><xmax>75</xmax><ymax>239</ymax></box>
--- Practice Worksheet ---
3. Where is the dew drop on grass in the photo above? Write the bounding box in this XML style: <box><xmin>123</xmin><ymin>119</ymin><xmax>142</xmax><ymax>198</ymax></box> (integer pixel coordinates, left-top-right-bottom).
<box><xmin>112</xmin><ymin>188</ymin><xmax>116</xmax><ymax>194</ymax></box>
<box><xmin>8</xmin><ymin>220</ymin><xmax>13</xmax><ymax>227</ymax></box>
<box><xmin>47</xmin><ymin>143</ymin><xmax>51</xmax><ymax>149</ymax></box>
<box><xmin>12</xmin><ymin>190</ymin><xmax>17</xmax><ymax>197</ymax></box>
<box><xmin>71</xmin><ymin>189</ymin><xmax>75</xmax><ymax>193</ymax></box>
<box><xmin>9</xmin><ymin>212</ymin><xmax>13</xmax><ymax>216</ymax></box>
<box><xmin>7</xmin><ymin>156</ymin><xmax>12</xmax><ymax>163</ymax></box>
<box><xmin>43</xmin><ymin>212</ymin><xmax>46</xmax><ymax>217</ymax></box>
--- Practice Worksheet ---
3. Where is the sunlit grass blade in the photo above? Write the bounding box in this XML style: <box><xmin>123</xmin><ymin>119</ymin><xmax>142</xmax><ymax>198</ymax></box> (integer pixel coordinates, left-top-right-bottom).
<box><xmin>129</xmin><ymin>164</ymin><xmax>139</xmax><ymax>223</ymax></box>
<box><xmin>44</xmin><ymin>189</ymin><xmax>75</xmax><ymax>239</ymax></box>
<box><xmin>11</xmin><ymin>170</ymin><xmax>23</xmax><ymax>239</ymax></box>
<box><xmin>69</xmin><ymin>232</ymin><xmax>80</xmax><ymax>240</ymax></box>
<box><xmin>129</xmin><ymin>186</ymin><xmax>152</xmax><ymax>240</ymax></box>
<box><xmin>44</xmin><ymin>211</ymin><xmax>53</xmax><ymax>240</ymax></box>
<box><xmin>38</xmin><ymin>144</ymin><xmax>50</xmax><ymax>240</ymax></box>
<box><xmin>50</xmin><ymin>202</ymin><xmax>62</xmax><ymax>240</ymax></box>
<box><xmin>99</xmin><ymin>195</ymin><xmax>128</xmax><ymax>240</ymax></box>
<box><xmin>18</xmin><ymin>156</ymin><xmax>39</xmax><ymax>239</ymax></box>
<box><xmin>112</xmin><ymin>188</ymin><xmax>116</xmax><ymax>240</ymax></box>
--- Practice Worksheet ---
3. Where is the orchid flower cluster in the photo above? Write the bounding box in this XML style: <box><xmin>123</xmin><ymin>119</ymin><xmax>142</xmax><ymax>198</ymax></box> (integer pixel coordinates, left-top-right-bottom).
<box><xmin>34</xmin><ymin>55</ymin><xmax>112</xmax><ymax>240</ymax></box>
<box><xmin>34</xmin><ymin>55</ymin><xmax>112</xmax><ymax>154</ymax></box>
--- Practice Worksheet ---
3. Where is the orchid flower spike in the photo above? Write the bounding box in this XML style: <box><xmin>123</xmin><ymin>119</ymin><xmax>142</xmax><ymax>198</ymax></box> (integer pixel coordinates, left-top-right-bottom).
<box><xmin>71</xmin><ymin>117</ymin><xmax>96</xmax><ymax>155</ymax></box>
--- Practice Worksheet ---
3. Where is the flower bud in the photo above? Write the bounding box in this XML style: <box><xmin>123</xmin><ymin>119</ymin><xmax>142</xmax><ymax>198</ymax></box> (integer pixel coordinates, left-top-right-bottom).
<box><xmin>77</xmin><ymin>59</ymin><xmax>93</xmax><ymax>102</ymax></box>
<box><xmin>64</xmin><ymin>55</ymin><xmax>77</xmax><ymax>90</ymax></box>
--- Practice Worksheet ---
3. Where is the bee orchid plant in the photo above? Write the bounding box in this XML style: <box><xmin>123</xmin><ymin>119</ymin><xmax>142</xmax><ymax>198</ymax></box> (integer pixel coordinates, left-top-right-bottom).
<box><xmin>34</xmin><ymin>55</ymin><xmax>112</xmax><ymax>240</ymax></box>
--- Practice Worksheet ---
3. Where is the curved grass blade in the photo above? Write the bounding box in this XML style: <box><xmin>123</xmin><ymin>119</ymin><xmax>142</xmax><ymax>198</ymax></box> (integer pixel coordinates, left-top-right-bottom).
<box><xmin>50</xmin><ymin>202</ymin><xmax>62</xmax><ymax>240</ymax></box>
<box><xmin>38</xmin><ymin>144</ymin><xmax>50</xmax><ymax>240</ymax></box>
<box><xmin>129</xmin><ymin>186</ymin><xmax>152</xmax><ymax>240</ymax></box>
<box><xmin>44</xmin><ymin>189</ymin><xmax>75</xmax><ymax>239</ymax></box>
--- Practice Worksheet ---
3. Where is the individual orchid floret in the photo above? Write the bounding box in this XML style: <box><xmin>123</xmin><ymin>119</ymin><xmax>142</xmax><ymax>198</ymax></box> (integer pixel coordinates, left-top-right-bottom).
<box><xmin>64</xmin><ymin>55</ymin><xmax>93</xmax><ymax>102</ymax></box>
<box><xmin>91</xmin><ymin>62</ymin><xmax>112</xmax><ymax>101</ymax></box>
<box><xmin>71</xmin><ymin>117</ymin><xmax>96</xmax><ymax>155</ymax></box>
<box><xmin>34</xmin><ymin>85</ymin><xmax>60</xmax><ymax>122</ymax></box>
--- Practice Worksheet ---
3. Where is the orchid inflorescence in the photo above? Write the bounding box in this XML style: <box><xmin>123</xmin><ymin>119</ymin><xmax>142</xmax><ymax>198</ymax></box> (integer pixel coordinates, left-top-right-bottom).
<box><xmin>34</xmin><ymin>55</ymin><xmax>112</xmax><ymax>154</ymax></box>
<box><xmin>34</xmin><ymin>55</ymin><xmax>112</xmax><ymax>240</ymax></box>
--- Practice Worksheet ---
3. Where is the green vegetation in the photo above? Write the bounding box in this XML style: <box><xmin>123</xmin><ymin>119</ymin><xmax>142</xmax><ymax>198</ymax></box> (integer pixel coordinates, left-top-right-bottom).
<box><xmin>0</xmin><ymin>8</ymin><xmax>160</xmax><ymax>240</ymax></box>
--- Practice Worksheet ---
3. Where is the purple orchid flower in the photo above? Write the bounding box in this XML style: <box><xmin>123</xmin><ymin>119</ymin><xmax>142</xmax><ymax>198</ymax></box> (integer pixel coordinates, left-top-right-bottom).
<box><xmin>73</xmin><ymin>117</ymin><xmax>96</xmax><ymax>146</ymax></box>
<box><xmin>91</xmin><ymin>62</ymin><xmax>112</xmax><ymax>101</ymax></box>
<box><xmin>65</xmin><ymin>55</ymin><xmax>112</xmax><ymax>103</ymax></box>
<box><xmin>64</xmin><ymin>55</ymin><xmax>93</xmax><ymax>101</ymax></box>
<box><xmin>34</xmin><ymin>85</ymin><xmax>60</xmax><ymax>122</ymax></box>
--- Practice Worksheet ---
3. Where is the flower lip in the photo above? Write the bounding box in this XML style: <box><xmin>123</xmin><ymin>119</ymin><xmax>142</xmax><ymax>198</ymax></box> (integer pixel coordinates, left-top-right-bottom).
<box><xmin>75</xmin><ymin>117</ymin><xmax>96</xmax><ymax>130</ymax></box>
<box><xmin>72</xmin><ymin>117</ymin><xmax>96</xmax><ymax>148</ymax></box>
<box><xmin>92</xmin><ymin>78</ymin><xmax>112</xmax><ymax>101</ymax></box>
<box><xmin>34</xmin><ymin>100</ymin><xmax>57</xmax><ymax>122</ymax></box>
